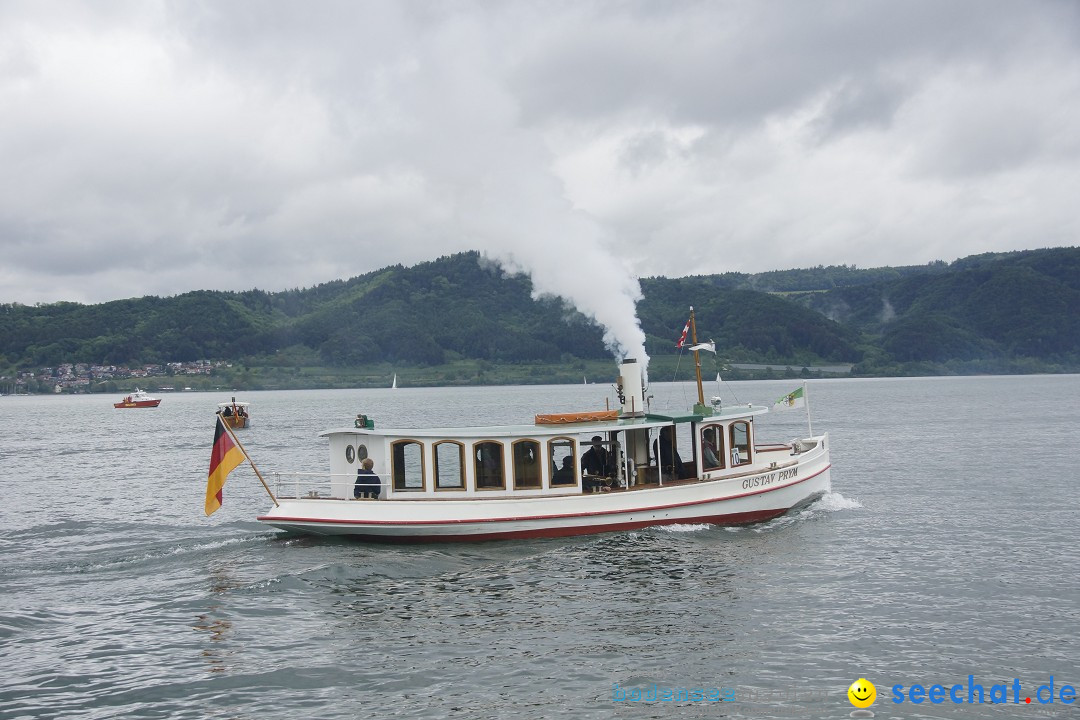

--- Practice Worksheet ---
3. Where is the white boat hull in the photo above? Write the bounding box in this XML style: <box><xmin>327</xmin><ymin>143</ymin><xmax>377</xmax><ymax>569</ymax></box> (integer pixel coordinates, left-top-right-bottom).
<box><xmin>257</xmin><ymin>444</ymin><xmax>831</xmax><ymax>542</ymax></box>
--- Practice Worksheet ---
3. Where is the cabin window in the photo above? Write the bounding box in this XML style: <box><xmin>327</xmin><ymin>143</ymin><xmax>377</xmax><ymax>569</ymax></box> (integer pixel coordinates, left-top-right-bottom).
<box><xmin>345</xmin><ymin>445</ymin><xmax>355</xmax><ymax>464</ymax></box>
<box><xmin>548</xmin><ymin>438</ymin><xmax>577</xmax><ymax>486</ymax></box>
<box><xmin>357</xmin><ymin>444</ymin><xmax>368</xmax><ymax>462</ymax></box>
<box><xmin>434</xmin><ymin>441</ymin><xmax>465</xmax><ymax>490</ymax></box>
<box><xmin>512</xmin><ymin>440</ymin><xmax>542</xmax><ymax>489</ymax></box>
<box><xmin>700</xmin><ymin>425</ymin><xmax>724</xmax><ymax>471</ymax></box>
<box><xmin>729</xmin><ymin>421</ymin><xmax>751</xmax><ymax>466</ymax></box>
<box><xmin>474</xmin><ymin>441</ymin><xmax>505</xmax><ymax>490</ymax></box>
<box><xmin>391</xmin><ymin>440</ymin><xmax>426</xmax><ymax>491</ymax></box>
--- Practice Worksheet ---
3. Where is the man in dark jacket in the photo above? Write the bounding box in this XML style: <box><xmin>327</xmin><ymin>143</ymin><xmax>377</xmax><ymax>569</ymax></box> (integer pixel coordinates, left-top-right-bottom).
<box><xmin>581</xmin><ymin>436</ymin><xmax>612</xmax><ymax>477</ymax></box>
<box><xmin>354</xmin><ymin>458</ymin><xmax>381</xmax><ymax>498</ymax></box>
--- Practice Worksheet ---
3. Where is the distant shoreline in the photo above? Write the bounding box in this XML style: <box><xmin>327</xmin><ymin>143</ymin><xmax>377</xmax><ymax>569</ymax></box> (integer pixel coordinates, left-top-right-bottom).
<box><xmin>5</xmin><ymin>355</ymin><xmax>1076</xmax><ymax>395</ymax></box>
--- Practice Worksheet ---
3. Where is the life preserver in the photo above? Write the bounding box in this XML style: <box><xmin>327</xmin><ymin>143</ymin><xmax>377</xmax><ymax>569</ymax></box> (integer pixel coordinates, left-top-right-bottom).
<box><xmin>535</xmin><ymin>410</ymin><xmax>619</xmax><ymax>424</ymax></box>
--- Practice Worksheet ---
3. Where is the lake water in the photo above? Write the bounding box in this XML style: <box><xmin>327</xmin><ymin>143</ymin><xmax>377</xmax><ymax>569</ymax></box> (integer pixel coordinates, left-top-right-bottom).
<box><xmin>2</xmin><ymin>375</ymin><xmax>1078</xmax><ymax>719</ymax></box>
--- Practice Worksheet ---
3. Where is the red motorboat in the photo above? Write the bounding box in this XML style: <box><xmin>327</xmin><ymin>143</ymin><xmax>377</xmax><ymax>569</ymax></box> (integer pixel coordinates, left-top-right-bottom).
<box><xmin>114</xmin><ymin>389</ymin><xmax>162</xmax><ymax>409</ymax></box>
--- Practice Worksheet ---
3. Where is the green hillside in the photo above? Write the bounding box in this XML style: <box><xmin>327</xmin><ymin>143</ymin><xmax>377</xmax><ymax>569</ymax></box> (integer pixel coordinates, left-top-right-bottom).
<box><xmin>794</xmin><ymin>247</ymin><xmax>1080</xmax><ymax>372</ymax></box>
<box><xmin>1</xmin><ymin>247</ymin><xmax>1077</xmax><ymax>389</ymax></box>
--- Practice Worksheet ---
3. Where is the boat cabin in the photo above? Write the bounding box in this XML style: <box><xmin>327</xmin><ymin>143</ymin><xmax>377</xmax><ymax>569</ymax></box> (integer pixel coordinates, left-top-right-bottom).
<box><xmin>311</xmin><ymin>403</ymin><xmax>772</xmax><ymax>501</ymax></box>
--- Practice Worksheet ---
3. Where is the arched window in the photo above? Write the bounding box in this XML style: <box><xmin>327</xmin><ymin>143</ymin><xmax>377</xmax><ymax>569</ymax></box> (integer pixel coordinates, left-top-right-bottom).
<box><xmin>512</xmin><ymin>440</ymin><xmax>542</xmax><ymax>489</ymax></box>
<box><xmin>729</xmin><ymin>421</ymin><xmax>751</xmax><ymax>467</ymax></box>
<box><xmin>548</xmin><ymin>437</ymin><xmax>578</xmax><ymax>487</ymax></box>
<box><xmin>391</xmin><ymin>440</ymin><xmax>426</xmax><ymax>491</ymax></box>
<box><xmin>434</xmin><ymin>441</ymin><xmax>465</xmax><ymax>490</ymax></box>
<box><xmin>474</xmin><ymin>441</ymin><xmax>505</xmax><ymax>490</ymax></box>
<box><xmin>700</xmin><ymin>425</ymin><xmax>725</xmax><ymax>471</ymax></box>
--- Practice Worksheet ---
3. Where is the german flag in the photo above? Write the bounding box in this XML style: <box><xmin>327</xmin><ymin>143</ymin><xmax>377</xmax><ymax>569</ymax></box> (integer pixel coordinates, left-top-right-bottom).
<box><xmin>205</xmin><ymin>416</ymin><xmax>245</xmax><ymax>516</ymax></box>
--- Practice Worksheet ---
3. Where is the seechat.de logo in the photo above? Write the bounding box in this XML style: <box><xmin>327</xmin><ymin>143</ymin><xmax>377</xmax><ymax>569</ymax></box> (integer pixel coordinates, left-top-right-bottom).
<box><xmin>848</xmin><ymin>678</ymin><xmax>876</xmax><ymax>709</ymax></box>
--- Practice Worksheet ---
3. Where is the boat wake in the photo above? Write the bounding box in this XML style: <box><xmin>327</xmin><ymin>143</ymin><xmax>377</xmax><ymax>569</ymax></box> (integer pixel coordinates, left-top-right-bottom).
<box><xmin>656</xmin><ymin>523</ymin><xmax>714</xmax><ymax>534</ymax></box>
<box><xmin>633</xmin><ymin>492</ymin><xmax>863</xmax><ymax>539</ymax></box>
<box><xmin>63</xmin><ymin>533</ymin><xmax>276</xmax><ymax>574</ymax></box>
<box><xmin>744</xmin><ymin>490</ymin><xmax>863</xmax><ymax>533</ymax></box>
<box><xmin>812</xmin><ymin>490</ymin><xmax>864</xmax><ymax>513</ymax></box>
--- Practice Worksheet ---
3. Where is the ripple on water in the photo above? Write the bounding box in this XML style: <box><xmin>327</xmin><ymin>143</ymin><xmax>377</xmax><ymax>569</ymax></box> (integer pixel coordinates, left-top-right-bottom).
<box><xmin>2</xmin><ymin>378</ymin><xmax>1079</xmax><ymax>720</ymax></box>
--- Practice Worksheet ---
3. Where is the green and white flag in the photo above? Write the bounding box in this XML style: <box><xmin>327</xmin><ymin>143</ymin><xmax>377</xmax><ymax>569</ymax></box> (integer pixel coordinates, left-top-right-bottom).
<box><xmin>773</xmin><ymin>386</ymin><xmax>805</xmax><ymax>410</ymax></box>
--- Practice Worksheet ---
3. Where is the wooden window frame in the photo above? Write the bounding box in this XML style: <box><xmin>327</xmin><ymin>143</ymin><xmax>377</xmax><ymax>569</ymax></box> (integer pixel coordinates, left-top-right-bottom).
<box><xmin>547</xmin><ymin>437</ymin><xmax>579</xmax><ymax>488</ymax></box>
<box><xmin>473</xmin><ymin>440</ymin><xmax>506</xmax><ymax>491</ymax></box>
<box><xmin>729</xmin><ymin>421</ymin><xmax>752</xmax><ymax>467</ymax></box>
<box><xmin>391</xmin><ymin>439</ymin><xmax>427</xmax><ymax>492</ymax></box>
<box><xmin>433</xmin><ymin>440</ymin><xmax>466</xmax><ymax>490</ymax></box>
<box><xmin>512</xmin><ymin>439</ymin><xmax>542</xmax><ymax>490</ymax></box>
<box><xmin>700</xmin><ymin>424</ymin><xmax>725</xmax><ymax>471</ymax></box>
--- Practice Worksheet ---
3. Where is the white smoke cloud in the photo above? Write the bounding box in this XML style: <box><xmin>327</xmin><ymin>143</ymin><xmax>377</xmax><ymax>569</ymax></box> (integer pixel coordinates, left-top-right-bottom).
<box><xmin>879</xmin><ymin>297</ymin><xmax>896</xmax><ymax>324</ymax></box>
<box><xmin>334</xmin><ymin>7</ymin><xmax>652</xmax><ymax>373</ymax></box>
<box><xmin>431</xmin><ymin>133</ymin><xmax>650</xmax><ymax>372</ymax></box>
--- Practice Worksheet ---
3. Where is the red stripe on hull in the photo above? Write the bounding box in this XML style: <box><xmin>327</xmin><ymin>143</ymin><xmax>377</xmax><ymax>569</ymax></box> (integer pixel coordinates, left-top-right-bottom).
<box><xmin>271</xmin><ymin>506</ymin><xmax>792</xmax><ymax>543</ymax></box>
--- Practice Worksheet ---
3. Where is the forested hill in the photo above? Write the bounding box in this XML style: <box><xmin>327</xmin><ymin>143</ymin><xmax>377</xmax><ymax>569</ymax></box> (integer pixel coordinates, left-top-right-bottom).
<box><xmin>1</xmin><ymin>247</ymin><xmax>1078</xmax><ymax>380</ymax></box>
<box><xmin>795</xmin><ymin>246</ymin><xmax>1080</xmax><ymax>368</ymax></box>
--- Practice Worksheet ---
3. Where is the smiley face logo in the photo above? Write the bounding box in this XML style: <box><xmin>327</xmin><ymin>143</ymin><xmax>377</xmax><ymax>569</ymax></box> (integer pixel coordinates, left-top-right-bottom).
<box><xmin>848</xmin><ymin>678</ymin><xmax>876</xmax><ymax>708</ymax></box>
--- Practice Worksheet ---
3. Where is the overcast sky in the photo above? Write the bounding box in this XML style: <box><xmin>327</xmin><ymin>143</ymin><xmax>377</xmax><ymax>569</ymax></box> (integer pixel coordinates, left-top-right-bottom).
<box><xmin>2</xmin><ymin>0</ymin><xmax>1079</xmax><ymax>308</ymax></box>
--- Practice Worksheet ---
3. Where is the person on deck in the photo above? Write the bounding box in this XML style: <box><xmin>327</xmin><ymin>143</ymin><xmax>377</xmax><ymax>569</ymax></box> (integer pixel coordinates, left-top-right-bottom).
<box><xmin>551</xmin><ymin>456</ymin><xmax>576</xmax><ymax>486</ymax></box>
<box><xmin>655</xmin><ymin>427</ymin><xmax>687</xmax><ymax>480</ymax></box>
<box><xmin>354</xmin><ymin>458</ymin><xmax>381</xmax><ymax>499</ymax></box>
<box><xmin>581</xmin><ymin>436</ymin><xmax>612</xmax><ymax>478</ymax></box>
<box><xmin>702</xmin><ymin>436</ymin><xmax>720</xmax><ymax>469</ymax></box>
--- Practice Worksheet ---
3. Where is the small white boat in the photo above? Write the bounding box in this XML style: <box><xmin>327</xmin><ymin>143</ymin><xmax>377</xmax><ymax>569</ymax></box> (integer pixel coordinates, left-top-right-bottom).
<box><xmin>256</xmin><ymin>354</ymin><xmax>831</xmax><ymax>542</ymax></box>
<box><xmin>217</xmin><ymin>397</ymin><xmax>251</xmax><ymax>429</ymax></box>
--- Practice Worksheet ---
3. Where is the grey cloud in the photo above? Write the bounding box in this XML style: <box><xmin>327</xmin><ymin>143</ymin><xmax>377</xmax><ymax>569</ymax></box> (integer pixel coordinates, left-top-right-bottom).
<box><xmin>0</xmin><ymin>0</ymin><xmax>1078</xmax><ymax>307</ymax></box>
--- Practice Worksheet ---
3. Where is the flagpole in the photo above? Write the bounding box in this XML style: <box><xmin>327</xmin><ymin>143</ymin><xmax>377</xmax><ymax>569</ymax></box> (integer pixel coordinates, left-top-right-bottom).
<box><xmin>803</xmin><ymin>381</ymin><xmax>813</xmax><ymax>438</ymax></box>
<box><xmin>220</xmin><ymin>415</ymin><xmax>279</xmax><ymax>507</ymax></box>
<box><xmin>690</xmin><ymin>306</ymin><xmax>705</xmax><ymax>408</ymax></box>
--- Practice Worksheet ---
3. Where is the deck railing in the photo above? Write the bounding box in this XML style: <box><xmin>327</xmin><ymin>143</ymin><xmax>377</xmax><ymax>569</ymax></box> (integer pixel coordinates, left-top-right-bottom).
<box><xmin>269</xmin><ymin>472</ymin><xmax>353</xmax><ymax>500</ymax></box>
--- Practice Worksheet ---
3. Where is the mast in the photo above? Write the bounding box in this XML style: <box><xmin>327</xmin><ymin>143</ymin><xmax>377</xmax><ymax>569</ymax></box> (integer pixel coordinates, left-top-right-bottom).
<box><xmin>804</xmin><ymin>380</ymin><xmax>813</xmax><ymax>437</ymax></box>
<box><xmin>690</xmin><ymin>306</ymin><xmax>705</xmax><ymax>408</ymax></box>
<box><xmin>220</xmin><ymin>417</ymin><xmax>279</xmax><ymax>507</ymax></box>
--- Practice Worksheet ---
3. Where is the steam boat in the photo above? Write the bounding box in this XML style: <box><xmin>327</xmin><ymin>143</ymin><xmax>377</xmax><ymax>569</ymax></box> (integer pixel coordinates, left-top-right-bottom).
<box><xmin>114</xmin><ymin>389</ymin><xmax>162</xmax><ymax>409</ymax></box>
<box><xmin>256</xmin><ymin>355</ymin><xmax>831</xmax><ymax>542</ymax></box>
<box><xmin>217</xmin><ymin>397</ymin><xmax>251</xmax><ymax>429</ymax></box>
